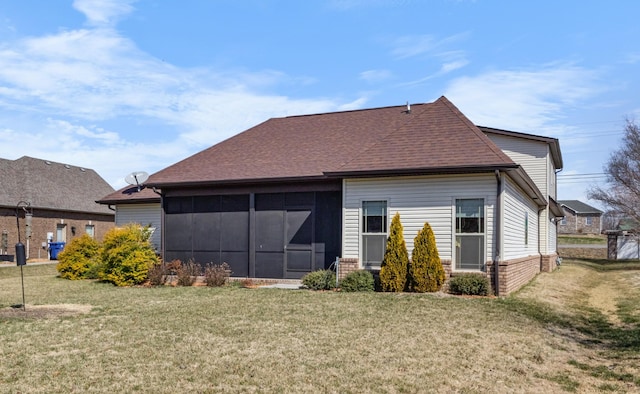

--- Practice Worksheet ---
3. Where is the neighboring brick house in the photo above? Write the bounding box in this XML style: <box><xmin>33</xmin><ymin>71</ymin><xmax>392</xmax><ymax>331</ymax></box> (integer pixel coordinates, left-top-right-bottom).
<box><xmin>558</xmin><ymin>200</ymin><xmax>603</xmax><ymax>235</ymax></box>
<box><xmin>0</xmin><ymin>156</ymin><xmax>115</xmax><ymax>261</ymax></box>
<box><xmin>145</xmin><ymin>96</ymin><xmax>564</xmax><ymax>295</ymax></box>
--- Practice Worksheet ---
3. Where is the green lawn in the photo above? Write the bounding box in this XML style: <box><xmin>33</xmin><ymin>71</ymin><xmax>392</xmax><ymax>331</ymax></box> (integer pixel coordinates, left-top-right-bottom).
<box><xmin>558</xmin><ymin>235</ymin><xmax>607</xmax><ymax>245</ymax></box>
<box><xmin>1</xmin><ymin>263</ymin><xmax>639</xmax><ymax>393</ymax></box>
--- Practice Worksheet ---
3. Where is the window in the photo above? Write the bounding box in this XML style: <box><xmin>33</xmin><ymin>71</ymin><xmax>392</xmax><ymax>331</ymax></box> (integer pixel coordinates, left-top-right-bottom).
<box><xmin>361</xmin><ymin>201</ymin><xmax>387</xmax><ymax>268</ymax></box>
<box><xmin>585</xmin><ymin>216</ymin><xmax>593</xmax><ymax>226</ymax></box>
<box><xmin>455</xmin><ymin>198</ymin><xmax>485</xmax><ymax>270</ymax></box>
<box><xmin>559</xmin><ymin>217</ymin><xmax>567</xmax><ymax>225</ymax></box>
<box><xmin>56</xmin><ymin>224</ymin><xmax>67</xmax><ymax>242</ymax></box>
<box><xmin>85</xmin><ymin>225</ymin><xmax>95</xmax><ymax>238</ymax></box>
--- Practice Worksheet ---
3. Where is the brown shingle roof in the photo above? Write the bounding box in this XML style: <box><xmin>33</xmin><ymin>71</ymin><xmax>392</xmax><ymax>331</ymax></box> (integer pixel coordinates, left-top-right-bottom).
<box><xmin>97</xmin><ymin>185</ymin><xmax>160</xmax><ymax>205</ymax></box>
<box><xmin>148</xmin><ymin>96</ymin><xmax>517</xmax><ymax>187</ymax></box>
<box><xmin>0</xmin><ymin>156</ymin><xmax>114</xmax><ymax>215</ymax></box>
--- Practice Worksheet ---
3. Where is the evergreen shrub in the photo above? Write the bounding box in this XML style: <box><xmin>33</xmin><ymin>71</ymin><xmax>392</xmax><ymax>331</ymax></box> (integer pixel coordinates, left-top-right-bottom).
<box><xmin>302</xmin><ymin>269</ymin><xmax>336</xmax><ymax>290</ymax></box>
<box><xmin>99</xmin><ymin>224</ymin><xmax>159</xmax><ymax>286</ymax></box>
<box><xmin>448</xmin><ymin>273</ymin><xmax>491</xmax><ymax>296</ymax></box>
<box><xmin>409</xmin><ymin>222</ymin><xmax>446</xmax><ymax>292</ymax></box>
<box><xmin>56</xmin><ymin>234</ymin><xmax>100</xmax><ymax>280</ymax></box>
<box><xmin>340</xmin><ymin>270</ymin><xmax>374</xmax><ymax>292</ymax></box>
<box><xmin>379</xmin><ymin>212</ymin><xmax>409</xmax><ymax>292</ymax></box>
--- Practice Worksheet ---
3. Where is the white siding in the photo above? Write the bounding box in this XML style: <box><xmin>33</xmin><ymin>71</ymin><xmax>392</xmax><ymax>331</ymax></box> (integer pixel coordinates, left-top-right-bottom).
<box><xmin>343</xmin><ymin>174</ymin><xmax>496</xmax><ymax>267</ymax></box>
<box><xmin>487</xmin><ymin>133</ymin><xmax>560</xmax><ymax>256</ymax></box>
<box><xmin>548</xmin><ymin>218</ymin><xmax>557</xmax><ymax>252</ymax></box>
<box><xmin>502</xmin><ymin>177</ymin><xmax>539</xmax><ymax>260</ymax></box>
<box><xmin>115</xmin><ymin>203</ymin><xmax>162</xmax><ymax>251</ymax></box>
<box><xmin>487</xmin><ymin>134</ymin><xmax>550</xmax><ymax>196</ymax></box>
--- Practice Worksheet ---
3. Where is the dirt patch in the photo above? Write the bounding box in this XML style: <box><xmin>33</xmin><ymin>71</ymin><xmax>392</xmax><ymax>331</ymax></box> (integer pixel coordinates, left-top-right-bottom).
<box><xmin>0</xmin><ymin>304</ymin><xmax>92</xmax><ymax>319</ymax></box>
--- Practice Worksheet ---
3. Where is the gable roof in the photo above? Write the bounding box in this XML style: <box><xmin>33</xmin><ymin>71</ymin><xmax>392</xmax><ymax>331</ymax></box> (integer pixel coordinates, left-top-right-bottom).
<box><xmin>558</xmin><ymin>200</ymin><xmax>603</xmax><ymax>215</ymax></box>
<box><xmin>148</xmin><ymin>96</ymin><xmax>519</xmax><ymax>188</ymax></box>
<box><xmin>97</xmin><ymin>185</ymin><xmax>160</xmax><ymax>205</ymax></box>
<box><xmin>478</xmin><ymin>126</ymin><xmax>563</xmax><ymax>170</ymax></box>
<box><xmin>0</xmin><ymin>156</ymin><xmax>114</xmax><ymax>215</ymax></box>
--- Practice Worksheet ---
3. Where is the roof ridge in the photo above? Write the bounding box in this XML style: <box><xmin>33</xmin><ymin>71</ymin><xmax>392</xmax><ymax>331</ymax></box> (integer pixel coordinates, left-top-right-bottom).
<box><xmin>280</xmin><ymin>102</ymin><xmax>426</xmax><ymax>120</ymax></box>
<box><xmin>437</xmin><ymin>97</ymin><xmax>515</xmax><ymax>164</ymax></box>
<box><xmin>332</xmin><ymin>102</ymin><xmax>430</xmax><ymax>171</ymax></box>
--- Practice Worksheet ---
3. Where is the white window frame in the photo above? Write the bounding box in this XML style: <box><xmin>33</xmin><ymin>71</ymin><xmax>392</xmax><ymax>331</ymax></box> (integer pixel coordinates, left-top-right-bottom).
<box><xmin>585</xmin><ymin>216</ymin><xmax>593</xmax><ymax>226</ymax></box>
<box><xmin>360</xmin><ymin>200</ymin><xmax>388</xmax><ymax>269</ymax></box>
<box><xmin>454</xmin><ymin>198</ymin><xmax>486</xmax><ymax>271</ymax></box>
<box><xmin>85</xmin><ymin>224</ymin><xmax>95</xmax><ymax>238</ymax></box>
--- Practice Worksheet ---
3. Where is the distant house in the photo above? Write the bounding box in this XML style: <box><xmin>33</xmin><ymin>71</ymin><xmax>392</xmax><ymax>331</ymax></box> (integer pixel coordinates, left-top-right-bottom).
<box><xmin>97</xmin><ymin>185</ymin><xmax>161</xmax><ymax>251</ymax></box>
<box><xmin>144</xmin><ymin>96</ymin><xmax>564</xmax><ymax>295</ymax></box>
<box><xmin>558</xmin><ymin>200</ymin><xmax>603</xmax><ymax>235</ymax></box>
<box><xmin>0</xmin><ymin>156</ymin><xmax>115</xmax><ymax>261</ymax></box>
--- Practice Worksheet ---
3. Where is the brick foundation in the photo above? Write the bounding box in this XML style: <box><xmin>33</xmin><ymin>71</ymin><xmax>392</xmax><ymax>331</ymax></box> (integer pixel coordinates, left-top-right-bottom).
<box><xmin>337</xmin><ymin>258</ymin><xmax>359</xmax><ymax>282</ymax></box>
<box><xmin>540</xmin><ymin>253</ymin><xmax>559</xmax><ymax>273</ymax></box>
<box><xmin>339</xmin><ymin>255</ymin><xmax>547</xmax><ymax>296</ymax></box>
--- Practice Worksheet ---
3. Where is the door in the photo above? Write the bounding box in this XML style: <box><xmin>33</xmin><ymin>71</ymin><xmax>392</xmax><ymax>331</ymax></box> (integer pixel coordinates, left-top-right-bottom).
<box><xmin>285</xmin><ymin>208</ymin><xmax>313</xmax><ymax>278</ymax></box>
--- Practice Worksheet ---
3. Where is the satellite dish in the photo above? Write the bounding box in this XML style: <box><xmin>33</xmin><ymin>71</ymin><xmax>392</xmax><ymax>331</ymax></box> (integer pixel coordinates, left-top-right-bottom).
<box><xmin>125</xmin><ymin>171</ymin><xmax>149</xmax><ymax>191</ymax></box>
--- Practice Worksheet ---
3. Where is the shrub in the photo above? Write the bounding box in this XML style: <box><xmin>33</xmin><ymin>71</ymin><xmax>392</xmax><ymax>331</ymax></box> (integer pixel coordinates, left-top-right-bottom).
<box><xmin>147</xmin><ymin>263</ymin><xmax>167</xmax><ymax>286</ymax></box>
<box><xmin>204</xmin><ymin>262</ymin><xmax>231</xmax><ymax>287</ymax></box>
<box><xmin>448</xmin><ymin>273</ymin><xmax>491</xmax><ymax>296</ymax></box>
<box><xmin>302</xmin><ymin>269</ymin><xmax>336</xmax><ymax>290</ymax></box>
<box><xmin>340</xmin><ymin>270</ymin><xmax>374</xmax><ymax>292</ymax></box>
<box><xmin>379</xmin><ymin>212</ymin><xmax>409</xmax><ymax>292</ymax></box>
<box><xmin>56</xmin><ymin>234</ymin><xmax>100</xmax><ymax>280</ymax></box>
<box><xmin>99</xmin><ymin>224</ymin><xmax>159</xmax><ymax>286</ymax></box>
<box><xmin>176</xmin><ymin>260</ymin><xmax>201</xmax><ymax>286</ymax></box>
<box><xmin>409</xmin><ymin>222</ymin><xmax>446</xmax><ymax>292</ymax></box>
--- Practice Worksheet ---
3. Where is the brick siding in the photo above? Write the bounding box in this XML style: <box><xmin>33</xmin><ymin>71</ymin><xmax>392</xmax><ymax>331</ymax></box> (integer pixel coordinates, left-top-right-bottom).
<box><xmin>558</xmin><ymin>211</ymin><xmax>601</xmax><ymax>235</ymax></box>
<box><xmin>0</xmin><ymin>207</ymin><xmax>114</xmax><ymax>261</ymax></box>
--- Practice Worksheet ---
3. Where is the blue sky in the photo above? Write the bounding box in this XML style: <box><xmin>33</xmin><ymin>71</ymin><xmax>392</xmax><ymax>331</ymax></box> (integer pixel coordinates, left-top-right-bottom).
<box><xmin>0</xmin><ymin>0</ymin><xmax>638</xmax><ymax>208</ymax></box>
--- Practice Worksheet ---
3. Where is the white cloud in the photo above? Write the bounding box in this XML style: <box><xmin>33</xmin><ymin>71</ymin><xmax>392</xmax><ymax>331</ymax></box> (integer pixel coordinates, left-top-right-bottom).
<box><xmin>73</xmin><ymin>0</ymin><xmax>136</xmax><ymax>27</ymax></box>
<box><xmin>0</xmin><ymin>0</ymin><xmax>349</xmax><ymax>189</ymax></box>
<box><xmin>359</xmin><ymin>69</ymin><xmax>393</xmax><ymax>83</ymax></box>
<box><xmin>444</xmin><ymin>64</ymin><xmax>601</xmax><ymax>132</ymax></box>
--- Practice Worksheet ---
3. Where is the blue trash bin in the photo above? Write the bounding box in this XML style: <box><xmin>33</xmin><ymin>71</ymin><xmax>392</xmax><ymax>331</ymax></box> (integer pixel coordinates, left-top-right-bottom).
<box><xmin>49</xmin><ymin>242</ymin><xmax>66</xmax><ymax>260</ymax></box>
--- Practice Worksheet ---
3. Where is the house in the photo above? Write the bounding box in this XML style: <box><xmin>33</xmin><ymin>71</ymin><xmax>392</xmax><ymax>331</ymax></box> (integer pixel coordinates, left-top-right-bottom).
<box><xmin>558</xmin><ymin>200</ymin><xmax>603</xmax><ymax>235</ymax></box>
<box><xmin>145</xmin><ymin>96</ymin><xmax>564</xmax><ymax>295</ymax></box>
<box><xmin>96</xmin><ymin>185</ymin><xmax>162</xmax><ymax>251</ymax></box>
<box><xmin>0</xmin><ymin>156</ymin><xmax>115</xmax><ymax>261</ymax></box>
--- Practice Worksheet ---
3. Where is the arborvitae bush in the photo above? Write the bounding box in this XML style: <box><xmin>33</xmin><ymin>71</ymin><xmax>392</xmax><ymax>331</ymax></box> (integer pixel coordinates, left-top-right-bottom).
<box><xmin>204</xmin><ymin>262</ymin><xmax>231</xmax><ymax>287</ymax></box>
<box><xmin>340</xmin><ymin>270</ymin><xmax>375</xmax><ymax>292</ymax></box>
<box><xmin>176</xmin><ymin>260</ymin><xmax>201</xmax><ymax>286</ymax></box>
<box><xmin>99</xmin><ymin>224</ymin><xmax>159</xmax><ymax>286</ymax></box>
<box><xmin>56</xmin><ymin>234</ymin><xmax>100</xmax><ymax>280</ymax></box>
<box><xmin>302</xmin><ymin>269</ymin><xmax>336</xmax><ymax>290</ymax></box>
<box><xmin>448</xmin><ymin>273</ymin><xmax>490</xmax><ymax>296</ymax></box>
<box><xmin>379</xmin><ymin>212</ymin><xmax>409</xmax><ymax>292</ymax></box>
<box><xmin>409</xmin><ymin>222</ymin><xmax>446</xmax><ymax>292</ymax></box>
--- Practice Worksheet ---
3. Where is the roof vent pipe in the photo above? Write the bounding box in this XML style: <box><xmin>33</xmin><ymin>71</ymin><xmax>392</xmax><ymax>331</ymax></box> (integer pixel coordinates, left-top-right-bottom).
<box><xmin>406</xmin><ymin>102</ymin><xmax>411</xmax><ymax>114</ymax></box>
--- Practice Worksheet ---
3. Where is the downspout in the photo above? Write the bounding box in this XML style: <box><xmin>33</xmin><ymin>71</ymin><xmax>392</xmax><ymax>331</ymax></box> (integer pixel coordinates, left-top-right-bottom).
<box><xmin>152</xmin><ymin>187</ymin><xmax>164</xmax><ymax>263</ymax></box>
<box><xmin>538</xmin><ymin>206</ymin><xmax>545</xmax><ymax>270</ymax></box>
<box><xmin>494</xmin><ymin>170</ymin><xmax>502</xmax><ymax>296</ymax></box>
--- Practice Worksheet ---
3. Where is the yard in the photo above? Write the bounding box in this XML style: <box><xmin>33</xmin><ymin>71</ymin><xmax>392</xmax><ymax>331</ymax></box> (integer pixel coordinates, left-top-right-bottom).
<box><xmin>1</xmin><ymin>262</ymin><xmax>639</xmax><ymax>393</ymax></box>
